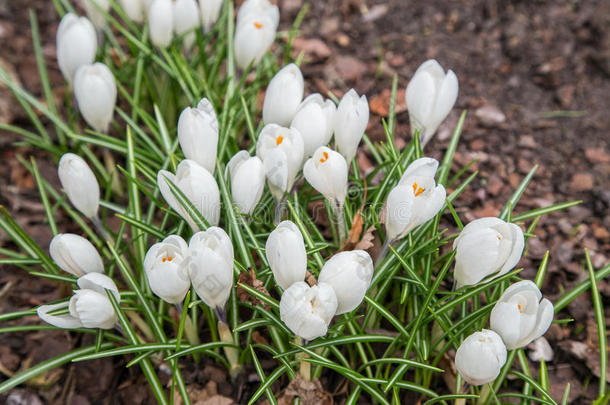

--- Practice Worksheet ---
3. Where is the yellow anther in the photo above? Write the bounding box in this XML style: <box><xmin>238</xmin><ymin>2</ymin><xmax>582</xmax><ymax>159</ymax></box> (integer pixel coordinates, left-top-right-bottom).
<box><xmin>276</xmin><ymin>135</ymin><xmax>284</xmax><ymax>146</ymax></box>
<box><xmin>412</xmin><ymin>182</ymin><xmax>424</xmax><ymax>197</ymax></box>
<box><xmin>254</xmin><ymin>22</ymin><xmax>263</xmax><ymax>29</ymax></box>
<box><xmin>320</xmin><ymin>151</ymin><xmax>329</xmax><ymax>163</ymax></box>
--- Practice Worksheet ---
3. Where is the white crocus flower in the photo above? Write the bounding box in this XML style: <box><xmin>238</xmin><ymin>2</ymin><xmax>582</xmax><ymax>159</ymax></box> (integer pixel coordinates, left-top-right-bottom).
<box><xmin>157</xmin><ymin>159</ymin><xmax>221</xmax><ymax>230</ymax></box>
<box><xmin>177</xmin><ymin>98</ymin><xmax>219</xmax><ymax>173</ymax></box>
<box><xmin>58</xmin><ymin>153</ymin><xmax>100</xmax><ymax>219</ymax></box>
<box><xmin>200</xmin><ymin>0</ymin><xmax>223</xmax><ymax>32</ymax></box>
<box><xmin>334</xmin><ymin>89</ymin><xmax>369</xmax><ymax>162</ymax></box>
<box><xmin>263</xmin><ymin>63</ymin><xmax>304</xmax><ymax>127</ymax></box>
<box><xmin>453</xmin><ymin>217</ymin><xmax>524</xmax><ymax>288</ymax></box>
<box><xmin>119</xmin><ymin>0</ymin><xmax>146</xmax><ymax>23</ymax></box>
<box><xmin>188</xmin><ymin>227</ymin><xmax>234</xmax><ymax>314</ymax></box>
<box><xmin>143</xmin><ymin>235</ymin><xmax>190</xmax><ymax>304</ymax></box>
<box><xmin>318</xmin><ymin>250</ymin><xmax>373</xmax><ymax>314</ymax></box>
<box><xmin>226</xmin><ymin>150</ymin><xmax>265</xmax><ymax>215</ymax></box>
<box><xmin>50</xmin><ymin>234</ymin><xmax>103</xmax><ymax>277</ymax></box>
<box><xmin>37</xmin><ymin>273</ymin><xmax>120</xmax><ymax>329</ymax></box>
<box><xmin>234</xmin><ymin>0</ymin><xmax>279</xmax><ymax>70</ymax></box>
<box><xmin>255</xmin><ymin>124</ymin><xmax>304</xmax><ymax>202</ymax></box>
<box><xmin>303</xmin><ymin>147</ymin><xmax>348</xmax><ymax>207</ymax></box>
<box><xmin>406</xmin><ymin>59</ymin><xmax>458</xmax><ymax>146</ymax></box>
<box><xmin>280</xmin><ymin>281</ymin><xmax>338</xmax><ymax>341</ymax></box>
<box><xmin>265</xmin><ymin>221</ymin><xmax>307</xmax><ymax>290</ymax></box>
<box><xmin>74</xmin><ymin>63</ymin><xmax>117</xmax><ymax>133</ymax></box>
<box><xmin>291</xmin><ymin>94</ymin><xmax>336</xmax><ymax>157</ymax></box>
<box><xmin>385</xmin><ymin>157</ymin><xmax>446</xmax><ymax>241</ymax></box>
<box><xmin>173</xmin><ymin>0</ymin><xmax>200</xmax><ymax>50</ymax></box>
<box><xmin>455</xmin><ymin>329</ymin><xmax>507</xmax><ymax>386</ymax></box>
<box><xmin>81</xmin><ymin>0</ymin><xmax>110</xmax><ymax>29</ymax></box>
<box><xmin>56</xmin><ymin>13</ymin><xmax>97</xmax><ymax>84</ymax></box>
<box><xmin>149</xmin><ymin>0</ymin><xmax>174</xmax><ymax>47</ymax></box>
<box><xmin>490</xmin><ymin>280</ymin><xmax>554</xmax><ymax>350</ymax></box>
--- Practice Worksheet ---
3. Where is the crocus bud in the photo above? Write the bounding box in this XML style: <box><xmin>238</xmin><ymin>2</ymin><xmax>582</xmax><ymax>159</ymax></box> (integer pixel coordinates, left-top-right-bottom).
<box><xmin>58</xmin><ymin>153</ymin><xmax>100</xmax><ymax>219</ymax></box>
<box><xmin>173</xmin><ymin>0</ymin><xmax>200</xmax><ymax>50</ymax></box>
<box><xmin>303</xmin><ymin>147</ymin><xmax>347</xmax><ymax>207</ymax></box>
<box><xmin>50</xmin><ymin>233</ymin><xmax>103</xmax><ymax>277</ymax></box>
<box><xmin>265</xmin><ymin>221</ymin><xmax>307</xmax><ymax>290</ymax></box>
<box><xmin>226</xmin><ymin>150</ymin><xmax>265</xmax><ymax>215</ymax></box>
<box><xmin>37</xmin><ymin>273</ymin><xmax>120</xmax><ymax>329</ymax></box>
<box><xmin>149</xmin><ymin>0</ymin><xmax>173</xmax><ymax>47</ymax></box>
<box><xmin>385</xmin><ymin>157</ymin><xmax>446</xmax><ymax>241</ymax></box>
<box><xmin>453</xmin><ymin>217</ymin><xmax>524</xmax><ymax>288</ymax></box>
<box><xmin>143</xmin><ymin>235</ymin><xmax>190</xmax><ymax>304</ymax></box>
<box><xmin>490</xmin><ymin>280</ymin><xmax>554</xmax><ymax>350</ymax></box>
<box><xmin>406</xmin><ymin>59</ymin><xmax>458</xmax><ymax>146</ymax></box>
<box><xmin>119</xmin><ymin>0</ymin><xmax>146</xmax><ymax>23</ymax></box>
<box><xmin>56</xmin><ymin>13</ymin><xmax>97</xmax><ymax>84</ymax></box>
<box><xmin>262</xmin><ymin>63</ymin><xmax>304</xmax><ymax>127</ymax></box>
<box><xmin>157</xmin><ymin>159</ymin><xmax>221</xmax><ymax>230</ymax></box>
<box><xmin>318</xmin><ymin>250</ymin><xmax>373</xmax><ymax>314</ymax></box>
<box><xmin>200</xmin><ymin>0</ymin><xmax>223</xmax><ymax>32</ymax></box>
<box><xmin>280</xmin><ymin>281</ymin><xmax>338</xmax><ymax>341</ymax></box>
<box><xmin>81</xmin><ymin>0</ymin><xmax>110</xmax><ymax>29</ymax></box>
<box><xmin>334</xmin><ymin>89</ymin><xmax>369</xmax><ymax>162</ymax></box>
<box><xmin>234</xmin><ymin>0</ymin><xmax>279</xmax><ymax>70</ymax></box>
<box><xmin>455</xmin><ymin>329</ymin><xmax>507</xmax><ymax>385</ymax></box>
<box><xmin>74</xmin><ymin>63</ymin><xmax>117</xmax><ymax>133</ymax></box>
<box><xmin>177</xmin><ymin>98</ymin><xmax>219</xmax><ymax>173</ymax></box>
<box><xmin>188</xmin><ymin>227</ymin><xmax>234</xmax><ymax>311</ymax></box>
<box><xmin>291</xmin><ymin>94</ymin><xmax>336</xmax><ymax>157</ymax></box>
<box><xmin>255</xmin><ymin>124</ymin><xmax>304</xmax><ymax>201</ymax></box>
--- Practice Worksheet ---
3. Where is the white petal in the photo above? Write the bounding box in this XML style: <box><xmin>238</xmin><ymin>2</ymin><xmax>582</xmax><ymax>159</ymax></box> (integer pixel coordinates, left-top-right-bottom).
<box><xmin>490</xmin><ymin>301</ymin><xmax>522</xmax><ymax>349</ymax></box>
<box><xmin>234</xmin><ymin>14</ymin><xmax>277</xmax><ymax>70</ymax></box>
<box><xmin>385</xmin><ymin>185</ymin><xmax>414</xmax><ymax>241</ymax></box>
<box><xmin>431</xmin><ymin>69</ymin><xmax>459</xmax><ymax>129</ymax></box>
<box><xmin>37</xmin><ymin>301</ymin><xmax>83</xmax><ymax>329</ymax></box>
<box><xmin>50</xmin><ymin>233</ymin><xmax>103</xmax><ymax>277</ymax></box>
<box><xmin>265</xmin><ymin>221</ymin><xmax>307</xmax><ymax>290</ymax></box>
<box><xmin>263</xmin><ymin>63</ymin><xmax>304</xmax><ymax>126</ymax></box>
<box><xmin>177</xmin><ymin>103</ymin><xmax>219</xmax><ymax>173</ymax></box>
<box><xmin>56</xmin><ymin>14</ymin><xmax>97</xmax><ymax>83</ymax></box>
<box><xmin>517</xmin><ymin>298</ymin><xmax>554</xmax><ymax>349</ymax></box>
<box><xmin>200</xmin><ymin>0</ymin><xmax>223</xmax><ymax>32</ymax></box>
<box><xmin>400</xmin><ymin>157</ymin><xmax>439</xmax><ymax>183</ymax></box>
<box><xmin>498</xmin><ymin>223</ymin><xmax>525</xmax><ymax>275</ymax></box>
<box><xmin>455</xmin><ymin>329</ymin><xmax>507</xmax><ymax>386</ymax></box>
<box><xmin>77</xmin><ymin>272</ymin><xmax>120</xmax><ymax>302</ymax></box>
<box><xmin>454</xmin><ymin>228</ymin><xmax>502</xmax><ymax>287</ymax></box>
<box><xmin>230</xmin><ymin>155</ymin><xmax>265</xmax><ymax>214</ymax></box>
<box><xmin>58</xmin><ymin>153</ymin><xmax>100</xmax><ymax>219</ymax></box>
<box><xmin>406</xmin><ymin>70</ymin><xmax>436</xmax><ymax>136</ymax></box>
<box><xmin>149</xmin><ymin>0</ymin><xmax>174</xmax><ymax>47</ymax></box>
<box><xmin>73</xmin><ymin>63</ymin><xmax>117</xmax><ymax>132</ymax></box>
<box><xmin>70</xmin><ymin>289</ymin><xmax>117</xmax><ymax>329</ymax></box>
<box><xmin>189</xmin><ymin>247</ymin><xmax>234</xmax><ymax>310</ymax></box>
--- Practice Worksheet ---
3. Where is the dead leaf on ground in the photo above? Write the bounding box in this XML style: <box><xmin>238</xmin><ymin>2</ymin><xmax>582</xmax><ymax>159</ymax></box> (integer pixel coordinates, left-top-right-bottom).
<box><xmin>354</xmin><ymin>226</ymin><xmax>375</xmax><ymax>250</ymax></box>
<box><xmin>369</xmin><ymin>88</ymin><xmax>407</xmax><ymax>116</ymax></box>
<box><xmin>237</xmin><ymin>267</ymin><xmax>270</xmax><ymax>308</ymax></box>
<box><xmin>292</xmin><ymin>37</ymin><xmax>332</xmax><ymax>60</ymax></box>
<box><xmin>279</xmin><ymin>378</ymin><xmax>332</xmax><ymax>405</ymax></box>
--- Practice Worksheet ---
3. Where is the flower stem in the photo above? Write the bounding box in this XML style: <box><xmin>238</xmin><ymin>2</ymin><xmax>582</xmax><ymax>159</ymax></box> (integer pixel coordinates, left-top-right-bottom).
<box><xmin>218</xmin><ymin>320</ymin><xmax>241</xmax><ymax>378</ymax></box>
<box><xmin>274</xmin><ymin>195</ymin><xmax>287</xmax><ymax>225</ymax></box>
<box><xmin>375</xmin><ymin>237</ymin><xmax>393</xmax><ymax>268</ymax></box>
<box><xmin>295</xmin><ymin>337</ymin><xmax>310</xmax><ymax>381</ymax></box>
<box><xmin>91</xmin><ymin>215</ymin><xmax>110</xmax><ymax>242</ymax></box>
<box><xmin>334</xmin><ymin>202</ymin><xmax>348</xmax><ymax>247</ymax></box>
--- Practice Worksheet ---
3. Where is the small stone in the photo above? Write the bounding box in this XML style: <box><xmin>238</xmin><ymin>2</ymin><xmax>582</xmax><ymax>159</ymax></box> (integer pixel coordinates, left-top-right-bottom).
<box><xmin>570</xmin><ymin>172</ymin><xmax>594</xmax><ymax>192</ymax></box>
<box><xmin>556</xmin><ymin>85</ymin><xmax>574</xmax><ymax>107</ymax></box>
<box><xmin>585</xmin><ymin>148</ymin><xmax>610</xmax><ymax>164</ymax></box>
<box><xmin>518</xmin><ymin>135</ymin><xmax>537</xmax><ymax>148</ymax></box>
<box><xmin>475</xmin><ymin>104</ymin><xmax>506</xmax><ymax>127</ymax></box>
<box><xmin>336</xmin><ymin>33</ymin><xmax>350</xmax><ymax>47</ymax></box>
<box><xmin>469</xmin><ymin>138</ymin><xmax>485</xmax><ymax>151</ymax></box>
<box><xmin>528</xmin><ymin>337</ymin><xmax>554</xmax><ymax>362</ymax></box>
<box><xmin>292</xmin><ymin>37</ymin><xmax>331</xmax><ymax>60</ymax></box>
<box><xmin>334</xmin><ymin>55</ymin><xmax>366</xmax><ymax>81</ymax></box>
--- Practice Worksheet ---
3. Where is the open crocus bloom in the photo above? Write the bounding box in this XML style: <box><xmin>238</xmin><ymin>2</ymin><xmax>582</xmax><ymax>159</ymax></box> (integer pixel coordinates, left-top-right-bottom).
<box><xmin>279</xmin><ymin>282</ymin><xmax>338</xmax><ymax>341</ymax></box>
<box><xmin>291</xmin><ymin>94</ymin><xmax>336</xmax><ymax>157</ymax></box>
<box><xmin>303</xmin><ymin>146</ymin><xmax>348</xmax><ymax>207</ymax></box>
<box><xmin>490</xmin><ymin>280</ymin><xmax>554</xmax><ymax>350</ymax></box>
<box><xmin>50</xmin><ymin>233</ymin><xmax>104</xmax><ymax>277</ymax></box>
<box><xmin>385</xmin><ymin>157</ymin><xmax>446</xmax><ymax>241</ymax></box>
<box><xmin>265</xmin><ymin>221</ymin><xmax>307</xmax><ymax>290</ymax></box>
<box><xmin>256</xmin><ymin>124</ymin><xmax>304</xmax><ymax>201</ymax></box>
<box><xmin>453</xmin><ymin>217</ymin><xmax>524</xmax><ymax>288</ymax></box>
<box><xmin>455</xmin><ymin>329</ymin><xmax>507</xmax><ymax>386</ymax></box>
<box><xmin>234</xmin><ymin>0</ymin><xmax>279</xmax><ymax>70</ymax></box>
<box><xmin>144</xmin><ymin>235</ymin><xmax>190</xmax><ymax>304</ymax></box>
<box><xmin>226</xmin><ymin>150</ymin><xmax>265</xmax><ymax>215</ymax></box>
<box><xmin>37</xmin><ymin>273</ymin><xmax>119</xmax><ymax>330</ymax></box>
<box><xmin>406</xmin><ymin>59</ymin><xmax>458</xmax><ymax>146</ymax></box>
<box><xmin>188</xmin><ymin>227</ymin><xmax>235</xmax><ymax>313</ymax></box>
<box><xmin>157</xmin><ymin>159</ymin><xmax>221</xmax><ymax>230</ymax></box>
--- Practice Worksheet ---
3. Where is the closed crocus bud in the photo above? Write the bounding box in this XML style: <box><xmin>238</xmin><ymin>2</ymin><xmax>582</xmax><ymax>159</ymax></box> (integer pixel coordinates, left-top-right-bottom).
<box><xmin>56</xmin><ymin>14</ymin><xmax>97</xmax><ymax>84</ymax></box>
<box><xmin>74</xmin><ymin>63</ymin><xmax>117</xmax><ymax>133</ymax></box>
<box><xmin>200</xmin><ymin>0</ymin><xmax>223</xmax><ymax>33</ymax></box>
<box><xmin>265</xmin><ymin>221</ymin><xmax>307</xmax><ymax>290</ymax></box>
<box><xmin>177</xmin><ymin>98</ymin><xmax>218</xmax><ymax>173</ymax></box>
<box><xmin>455</xmin><ymin>329</ymin><xmax>507</xmax><ymax>385</ymax></box>
<box><xmin>453</xmin><ymin>217</ymin><xmax>524</xmax><ymax>288</ymax></box>
<box><xmin>303</xmin><ymin>147</ymin><xmax>347</xmax><ymax>207</ymax></box>
<box><xmin>149</xmin><ymin>0</ymin><xmax>173</xmax><ymax>47</ymax></box>
<box><xmin>226</xmin><ymin>151</ymin><xmax>265</xmax><ymax>215</ymax></box>
<box><xmin>262</xmin><ymin>63</ymin><xmax>304</xmax><ymax>126</ymax></box>
<box><xmin>490</xmin><ymin>280</ymin><xmax>554</xmax><ymax>350</ymax></box>
<box><xmin>119</xmin><ymin>0</ymin><xmax>146</xmax><ymax>23</ymax></box>
<box><xmin>37</xmin><ymin>273</ymin><xmax>119</xmax><ymax>329</ymax></box>
<box><xmin>291</xmin><ymin>94</ymin><xmax>336</xmax><ymax>157</ymax></box>
<box><xmin>58</xmin><ymin>153</ymin><xmax>100</xmax><ymax>219</ymax></box>
<box><xmin>50</xmin><ymin>234</ymin><xmax>103</xmax><ymax>277</ymax></box>
<box><xmin>143</xmin><ymin>235</ymin><xmax>190</xmax><ymax>304</ymax></box>
<box><xmin>256</xmin><ymin>124</ymin><xmax>304</xmax><ymax>201</ymax></box>
<box><xmin>234</xmin><ymin>0</ymin><xmax>279</xmax><ymax>70</ymax></box>
<box><xmin>385</xmin><ymin>157</ymin><xmax>446</xmax><ymax>241</ymax></box>
<box><xmin>334</xmin><ymin>89</ymin><xmax>369</xmax><ymax>162</ymax></box>
<box><xmin>157</xmin><ymin>159</ymin><xmax>221</xmax><ymax>230</ymax></box>
<box><xmin>406</xmin><ymin>59</ymin><xmax>458</xmax><ymax>146</ymax></box>
<box><xmin>188</xmin><ymin>227</ymin><xmax>234</xmax><ymax>312</ymax></box>
<box><xmin>173</xmin><ymin>0</ymin><xmax>200</xmax><ymax>49</ymax></box>
<box><xmin>81</xmin><ymin>0</ymin><xmax>110</xmax><ymax>29</ymax></box>
<box><xmin>318</xmin><ymin>250</ymin><xmax>373</xmax><ymax>314</ymax></box>
<box><xmin>280</xmin><ymin>281</ymin><xmax>338</xmax><ymax>341</ymax></box>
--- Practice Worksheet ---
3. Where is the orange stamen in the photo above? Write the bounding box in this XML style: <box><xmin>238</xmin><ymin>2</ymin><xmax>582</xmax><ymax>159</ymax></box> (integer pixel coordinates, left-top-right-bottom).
<box><xmin>517</xmin><ymin>304</ymin><xmax>522</xmax><ymax>312</ymax></box>
<box><xmin>276</xmin><ymin>135</ymin><xmax>284</xmax><ymax>146</ymax></box>
<box><xmin>162</xmin><ymin>258</ymin><xmax>166</xmax><ymax>262</ymax></box>
<box><xmin>320</xmin><ymin>151</ymin><xmax>329</xmax><ymax>163</ymax></box>
<box><xmin>254</xmin><ymin>22</ymin><xmax>263</xmax><ymax>29</ymax></box>
<box><xmin>412</xmin><ymin>182</ymin><xmax>424</xmax><ymax>197</ymax></box>
<box><xmin>167</xmin><ymin>256</ymin><xmax>173</xmax><ymax>262</ymax></box>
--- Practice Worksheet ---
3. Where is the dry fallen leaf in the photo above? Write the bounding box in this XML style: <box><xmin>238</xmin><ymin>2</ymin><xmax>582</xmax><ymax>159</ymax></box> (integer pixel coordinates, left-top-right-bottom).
<box><xmin>354</xmin><ymin>226</ymin><xmax>375</xmax><ymax>250</ymax></box>
<box><xmin>237</xmin><ymin>267</ymin><xmax>270</xmax><ymax>308</ymax></box>
<box><xmin>280</xmin><ymin>378</ymin><xmax>332</xmax><ymax>405</ymax></box>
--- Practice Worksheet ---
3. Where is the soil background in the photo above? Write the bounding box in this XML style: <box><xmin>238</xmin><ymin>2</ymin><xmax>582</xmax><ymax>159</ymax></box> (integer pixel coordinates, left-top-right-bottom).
<box><xmin>0</xmin><ymin>0</ymin><xmax>609</xmax><ymax>404</ymax></box>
